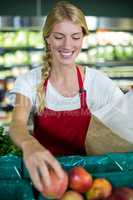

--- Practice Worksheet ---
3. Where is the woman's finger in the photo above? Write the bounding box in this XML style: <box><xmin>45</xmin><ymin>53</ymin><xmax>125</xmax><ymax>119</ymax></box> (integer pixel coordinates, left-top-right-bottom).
<box><xmin>43</xmin><ymin>150</ymin><xmax>65</xmax><ymax>179</ymax></box>
<box><xmin>26</xmin><ymin>164</ymin><xmax>43</xmax><ymax>192</ymax></box>
<box><xmin>37</xmin><ymin>159</ymin><xmax>51</xmax><ymax>187</ymax></box>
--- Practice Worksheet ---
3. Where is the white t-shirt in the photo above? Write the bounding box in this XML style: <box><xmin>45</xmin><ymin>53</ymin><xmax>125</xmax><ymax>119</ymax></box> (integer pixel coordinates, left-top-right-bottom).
<box><xmin>9</xmin><ymin>66</ymin><xmax>123</xmax><ymax>119</ymax></box>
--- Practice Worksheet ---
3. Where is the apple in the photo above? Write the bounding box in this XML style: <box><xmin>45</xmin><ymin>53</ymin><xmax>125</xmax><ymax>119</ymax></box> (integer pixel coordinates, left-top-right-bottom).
<box><xmin>86</xmin><ymin>178</ymin><xmax>112</xmax><ymax>200</ymax></box>
<box><xmin>68</xmin><ymin>166</ymin><xmax>93</xmax><ymax>193</ymax></box>
<box><xmin>60</xmin><ymin>190</ymin><xmax>85</xmax><ymax>200</ymax></box>
<box><xmin>106</xmin><ymin>187</ymin><xmax>133</xmax><ymax>200</ymax></box>
<box><xmin>41</xmin><ymin>170</ymin><xmax>68</xmax><ymax>199</ymax></box>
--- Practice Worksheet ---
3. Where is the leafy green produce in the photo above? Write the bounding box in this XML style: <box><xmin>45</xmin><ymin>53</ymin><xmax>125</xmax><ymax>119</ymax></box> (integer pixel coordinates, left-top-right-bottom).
<box><xmin>28</xmin><ymin>31</ymin><xmax>43</xmax><ymax>47</ymax></box>
<box><xmin>124</xmin><ymin>46</ymin><xmax>133</xmax><ymax>59</ymax></box>
<box><xmin>0</xmin><ymin>32</ymin><xmax>4</xmax><ymax>47</ymax></box>
<box><xmin>115</xmin><ymin>45</ymin><xmax>126</xmax><ymax>60</ymax></box>
<box><xmin>14</xmin><ymin>31</ymin><xmax>28</xmax><ymax>47</ymax></box>
<box><xmin>3</xmin><ymin>32</ymin><xmax>15</xmax><ymax>47</ymax></box>
<box><xmin>0</xmin><ymin>127</ymin><xmax>22</xmax><ymax>156</ymax></box>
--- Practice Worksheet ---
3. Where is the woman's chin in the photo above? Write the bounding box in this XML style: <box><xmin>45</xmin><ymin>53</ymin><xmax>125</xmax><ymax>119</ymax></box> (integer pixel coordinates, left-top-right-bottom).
<box><xmin>58</xmin><ymin>57</ymin><xmax>76</xmax><ymax>66</ymax></box>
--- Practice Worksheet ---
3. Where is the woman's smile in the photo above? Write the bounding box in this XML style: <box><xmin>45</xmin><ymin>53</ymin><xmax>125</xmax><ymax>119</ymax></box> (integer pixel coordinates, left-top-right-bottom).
<box><xmin>58</xmin><ymin>50</ymin><xmax>75</xmax><ymax>59</ymax></box>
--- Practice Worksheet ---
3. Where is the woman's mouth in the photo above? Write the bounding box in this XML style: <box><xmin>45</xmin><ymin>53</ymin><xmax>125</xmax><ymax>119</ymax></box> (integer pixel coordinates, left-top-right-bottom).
<box><xmin>58</xmin><ymin>51</ymin><xmax>74</xmax><ymax>59</ymax></box>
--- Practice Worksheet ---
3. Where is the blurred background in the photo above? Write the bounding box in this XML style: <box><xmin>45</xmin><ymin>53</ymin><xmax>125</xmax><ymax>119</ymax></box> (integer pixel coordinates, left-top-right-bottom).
<box><xmin>0</xmin><ymin>0</ymin><xmax>133</xmax><ymax>128</ymax></box>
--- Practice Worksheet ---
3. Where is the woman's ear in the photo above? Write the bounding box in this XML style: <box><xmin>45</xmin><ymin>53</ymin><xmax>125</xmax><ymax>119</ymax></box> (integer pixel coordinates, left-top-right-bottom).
<box><xmin>45</xmin><ymin>38</ymin><xmax>51</xmax><ymax>51</ymax></box>
<box><xmin>46</xmin><ymin>37</ymin><xmax>50</xmax><ymax>45</ymax></box>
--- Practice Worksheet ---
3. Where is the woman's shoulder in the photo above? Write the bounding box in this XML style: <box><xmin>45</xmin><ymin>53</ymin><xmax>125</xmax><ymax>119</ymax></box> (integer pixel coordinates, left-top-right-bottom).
<box><xmin>85</xmin><ymin>66</ymin><xmax>106</xmax><ymax>76</ymax></box>
<box><xmin>9</xmin><ymin>67</ymin><xmax>42</xmax><ymax>106</ymax></box>
<box><xmin>16</xmin><ymin>66</ymin><xmax>42</xmax><ymax>85</ymax></box>
<box><xmin>84</xmin><ymin>66</ymin><xmax>109</xmax><ymax>82</ymax></box>
<box><xmin>21</xmin><ymin>66</ymin><xmax>41</xmax><ymax>80</ymax></box>
<box><xmin>84</xmin><ymin>66</ymin><xmax>119</xmax><ymax>92</ymax></box>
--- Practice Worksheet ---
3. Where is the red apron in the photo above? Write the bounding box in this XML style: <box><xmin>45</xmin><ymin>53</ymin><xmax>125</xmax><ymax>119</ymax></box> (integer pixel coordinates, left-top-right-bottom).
<box><xmin>33</xmin><ymin>67</ymin><xmax>91</xmax><ymax>156</ymax></box>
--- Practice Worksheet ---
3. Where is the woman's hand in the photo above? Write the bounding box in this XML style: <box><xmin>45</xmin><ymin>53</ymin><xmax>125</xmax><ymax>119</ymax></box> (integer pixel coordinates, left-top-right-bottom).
<box><xmin>22</xmin><ymin>138</ymin><xmax>65</xmax><ymax>192</ymax></box>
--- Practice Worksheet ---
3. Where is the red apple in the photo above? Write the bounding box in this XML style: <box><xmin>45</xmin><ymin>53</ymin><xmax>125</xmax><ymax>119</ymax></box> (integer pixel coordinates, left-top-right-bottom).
<box><xmin>68</xmin><ymin>166</ymin><xmax>93</xmax><ymax>193</ymax></box>
<box><xmin>60</xmin><ymin>190</ymin><xmax>85</xmax><ymax>200</ymax></box>
<box><xmin>106</xmin><ymin>187</ymin><xmax>133</xmax><ymax>200</ymax></box>
<box><xmin>41</xmin><ymin>170</ymin><xmax>68</xmax><ymax>199</ymax></box>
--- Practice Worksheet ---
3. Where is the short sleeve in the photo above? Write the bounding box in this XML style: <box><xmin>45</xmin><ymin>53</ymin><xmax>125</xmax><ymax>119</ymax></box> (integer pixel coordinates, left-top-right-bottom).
<box><xmin>9</xmin><ymin>69</ymin><xmax>40</xmax><ymax>107</ymax></box>
<box><xmin>9</xmin><ymin>76</ymin><xmax>33</xmax><ymax>107</ymax></box>
<box><xmin>85</xmin><ymin>68</ymin><xmax>124</xmax><ymax>117</ymax></box>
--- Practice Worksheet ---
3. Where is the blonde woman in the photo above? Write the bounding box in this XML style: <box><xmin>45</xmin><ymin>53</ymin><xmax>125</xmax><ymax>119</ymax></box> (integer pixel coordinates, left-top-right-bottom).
<box><xmin>9</xmin><ymin>1</ymin><xmax>123</xmax><ymax>193</ymax></box>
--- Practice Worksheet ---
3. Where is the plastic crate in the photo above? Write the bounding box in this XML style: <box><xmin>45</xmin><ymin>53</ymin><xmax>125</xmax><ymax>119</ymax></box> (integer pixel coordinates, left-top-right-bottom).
<box><xmin>0</xmin><ymin>180</ymin><xmax>35</xmax><ymax>200</ymax></box>
<box><xmin>57</xmin><ymin>152</ymin><xmax>133</xmax><ymax>188</ymax></box>
<box><xmin>0</xmin><ymin>154</ymin><xmax>22</xmax><ymax>179</ymax></box>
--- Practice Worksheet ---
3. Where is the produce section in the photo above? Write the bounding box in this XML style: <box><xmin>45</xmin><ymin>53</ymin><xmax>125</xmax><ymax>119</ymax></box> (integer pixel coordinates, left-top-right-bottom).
<box><xmin>76</xmin><ymin>30</ymin><xmax>133</xmax><ymax>92</ymax></box>
<box><xmin>0</xmin><ymin>29</ymin><xmax>43</xmax><ymax>127</ymax></box>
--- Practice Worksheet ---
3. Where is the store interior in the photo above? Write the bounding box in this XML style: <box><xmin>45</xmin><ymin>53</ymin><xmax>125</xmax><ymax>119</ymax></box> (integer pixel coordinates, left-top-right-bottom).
<box><xmin>0</xmin><ymin>0</ymin><xmax>133</xmax><ymax>128</ymax></box>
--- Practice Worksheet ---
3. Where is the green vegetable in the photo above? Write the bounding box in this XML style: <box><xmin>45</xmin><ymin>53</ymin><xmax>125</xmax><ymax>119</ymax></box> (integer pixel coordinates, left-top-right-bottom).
<box><xmin>0</xmin><ymin>127</ymin><xmax>22</xmax><ymax>156</ymax></box>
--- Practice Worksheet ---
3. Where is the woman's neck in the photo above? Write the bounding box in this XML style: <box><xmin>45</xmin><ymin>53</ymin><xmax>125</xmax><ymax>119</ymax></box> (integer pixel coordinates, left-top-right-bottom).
<box><xmin>48</xmin><ymin>64</ymin><xmax>84</xmax><ymax>97</ymax></box>
<box><xmin>50</xmin><ymin>63</ymin><xmax>77</xmax><ymax>83</ymax></box>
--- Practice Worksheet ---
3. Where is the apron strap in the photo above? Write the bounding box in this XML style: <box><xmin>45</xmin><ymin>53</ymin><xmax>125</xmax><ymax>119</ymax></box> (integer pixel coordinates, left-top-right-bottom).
<box><xmin>76</xmin><ymin>66</ymin><xmax>87</xmax><ymax>108</ymax></box>
<box><xmin>44</xmin><ymin>78</ymin><xmax>48</xmax><ymax>91</ymax></box>
<box><xmin>76</xmin><ymin>66</ymin><xmax>84</xmax><ymax>92</ymax></box>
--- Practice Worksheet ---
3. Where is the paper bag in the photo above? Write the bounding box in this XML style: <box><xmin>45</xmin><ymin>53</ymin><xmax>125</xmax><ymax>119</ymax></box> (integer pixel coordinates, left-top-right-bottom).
<box><xmin>85</xmin><ymin>115</ymin><xmax>133</xmax><ymax>155</ymax></box>
<box><xmin>85</xmin><ymin>91</ymin><xmax>133</xmax><ymax>155</ymax></box>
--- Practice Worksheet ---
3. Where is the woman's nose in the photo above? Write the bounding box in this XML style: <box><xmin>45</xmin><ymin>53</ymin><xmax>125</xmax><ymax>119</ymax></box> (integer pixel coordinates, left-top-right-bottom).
<box><xmin>63</xmin><ymin>37</ymin><xmax>72</xmax><ymax>48</ymax></box>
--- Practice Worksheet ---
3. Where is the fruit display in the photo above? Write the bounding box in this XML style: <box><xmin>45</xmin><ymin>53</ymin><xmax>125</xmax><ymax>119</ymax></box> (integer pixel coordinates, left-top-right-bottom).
<box><xmin>1</xmin><ymin>151</ymin><xmax>133</xmax><ymax>199</ymax></box>
<box><xmin>39</xmin><ymin>165</ymin><xmax>133</xmax><ymax>200</ymax></box>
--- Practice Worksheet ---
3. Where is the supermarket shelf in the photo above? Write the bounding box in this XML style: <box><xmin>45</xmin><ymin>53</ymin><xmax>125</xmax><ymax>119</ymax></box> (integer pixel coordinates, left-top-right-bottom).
<box><xmin>110</xmin><ymin>76</ymin><xmax>133</xmax><ymax>80</ymax></box>
<box><xmin>0</xmin><ymin>64</ymin><xmax>31</xmax><ymax>70</ymax></box>
<box><xmin>96</xmin><ymin>61</ymin><xmax>133</xmax><ymax>68</ymax></box>
<box><xmin>78</xmin><ymin>61</ymin><xmax>133</xmax><ymax>68</ymax></box>
<box><xmin>1</xmin><ymin>61</ymin><xmax>133</xmax><ymax>70</ymax></box>
<box><xmin>0</xmin><ymin>47</ymin><xmax>44</xmax><ymax>53</ymax></box>
<box><xmin>0</xmin><ymin>16</ymin><xmax>133</xmax><ymax>31</ymax></box>
<box><xmin>82</xmin><ymin>45</ymin><xmax>133</xmax><ymax>52</ymax></box>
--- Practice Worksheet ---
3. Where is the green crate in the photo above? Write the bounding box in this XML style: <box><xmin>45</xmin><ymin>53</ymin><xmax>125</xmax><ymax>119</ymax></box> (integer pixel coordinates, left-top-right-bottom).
<box><xmin>57</xmin><ymin>152</ymin><xmax>133</xmax><ymax>188</ymax></box>
<box><xmin>0</xmin><ymin>154</ymin><xmax>22</xmax><ymax>179</ymax></box>
<box><xmin>58</xmin><ymin>152</ymin><xmax>133</xmax><ymax>173</ymax></box>
<box><xmin>23</xmin><ymin>152</ymin><xmax>131</xmax><ymax>179</ymax></box>
<box><xmin>0</xmin><ymin>180</ymin><xmax>35</xmax><ymax>200</ymax></box>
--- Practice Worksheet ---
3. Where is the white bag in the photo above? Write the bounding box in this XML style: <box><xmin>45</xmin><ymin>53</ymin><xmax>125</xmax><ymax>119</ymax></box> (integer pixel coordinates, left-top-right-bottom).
<box><xmin>94</xmin><ymin>91</ymin><xmax>133</xmax><ymax>143</ymax></box>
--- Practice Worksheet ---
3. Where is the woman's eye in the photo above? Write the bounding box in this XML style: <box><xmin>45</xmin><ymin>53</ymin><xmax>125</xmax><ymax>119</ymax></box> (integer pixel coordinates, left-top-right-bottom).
<box><xmin>54</xmin><ymin>36</ymin><xmax>63</xmax><ymax>39</ymax></box>
<box><xmin>73</xmin><ymin>37</ymin><xmax>80</xmax><ymax>40</ymax></box>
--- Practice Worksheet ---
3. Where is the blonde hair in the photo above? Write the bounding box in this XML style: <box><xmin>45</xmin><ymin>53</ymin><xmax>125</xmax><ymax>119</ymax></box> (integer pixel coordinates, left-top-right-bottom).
<box><xmin>37</xmin><ymin>1</ymin><xmax>89</xmax><ymax>113</ymax></box>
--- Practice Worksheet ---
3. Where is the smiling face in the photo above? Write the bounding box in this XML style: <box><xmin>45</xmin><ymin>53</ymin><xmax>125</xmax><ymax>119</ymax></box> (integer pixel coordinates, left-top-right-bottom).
<box><xmin>46</xmin><ymin>20</ymin><xmax>83</xmax><ymax>67</ymax></box>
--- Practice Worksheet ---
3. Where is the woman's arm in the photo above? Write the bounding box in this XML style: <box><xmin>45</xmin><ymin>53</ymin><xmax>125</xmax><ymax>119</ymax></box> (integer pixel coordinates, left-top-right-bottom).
<box><xmin>10</xmin><ymin>93</ymin><xmax>33</xmax><ymax>148</ymax></box>
<box><xmin>9</xmin><ymin>93</ymin><xmax>65</xmax><ymax>192</ymax></box>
